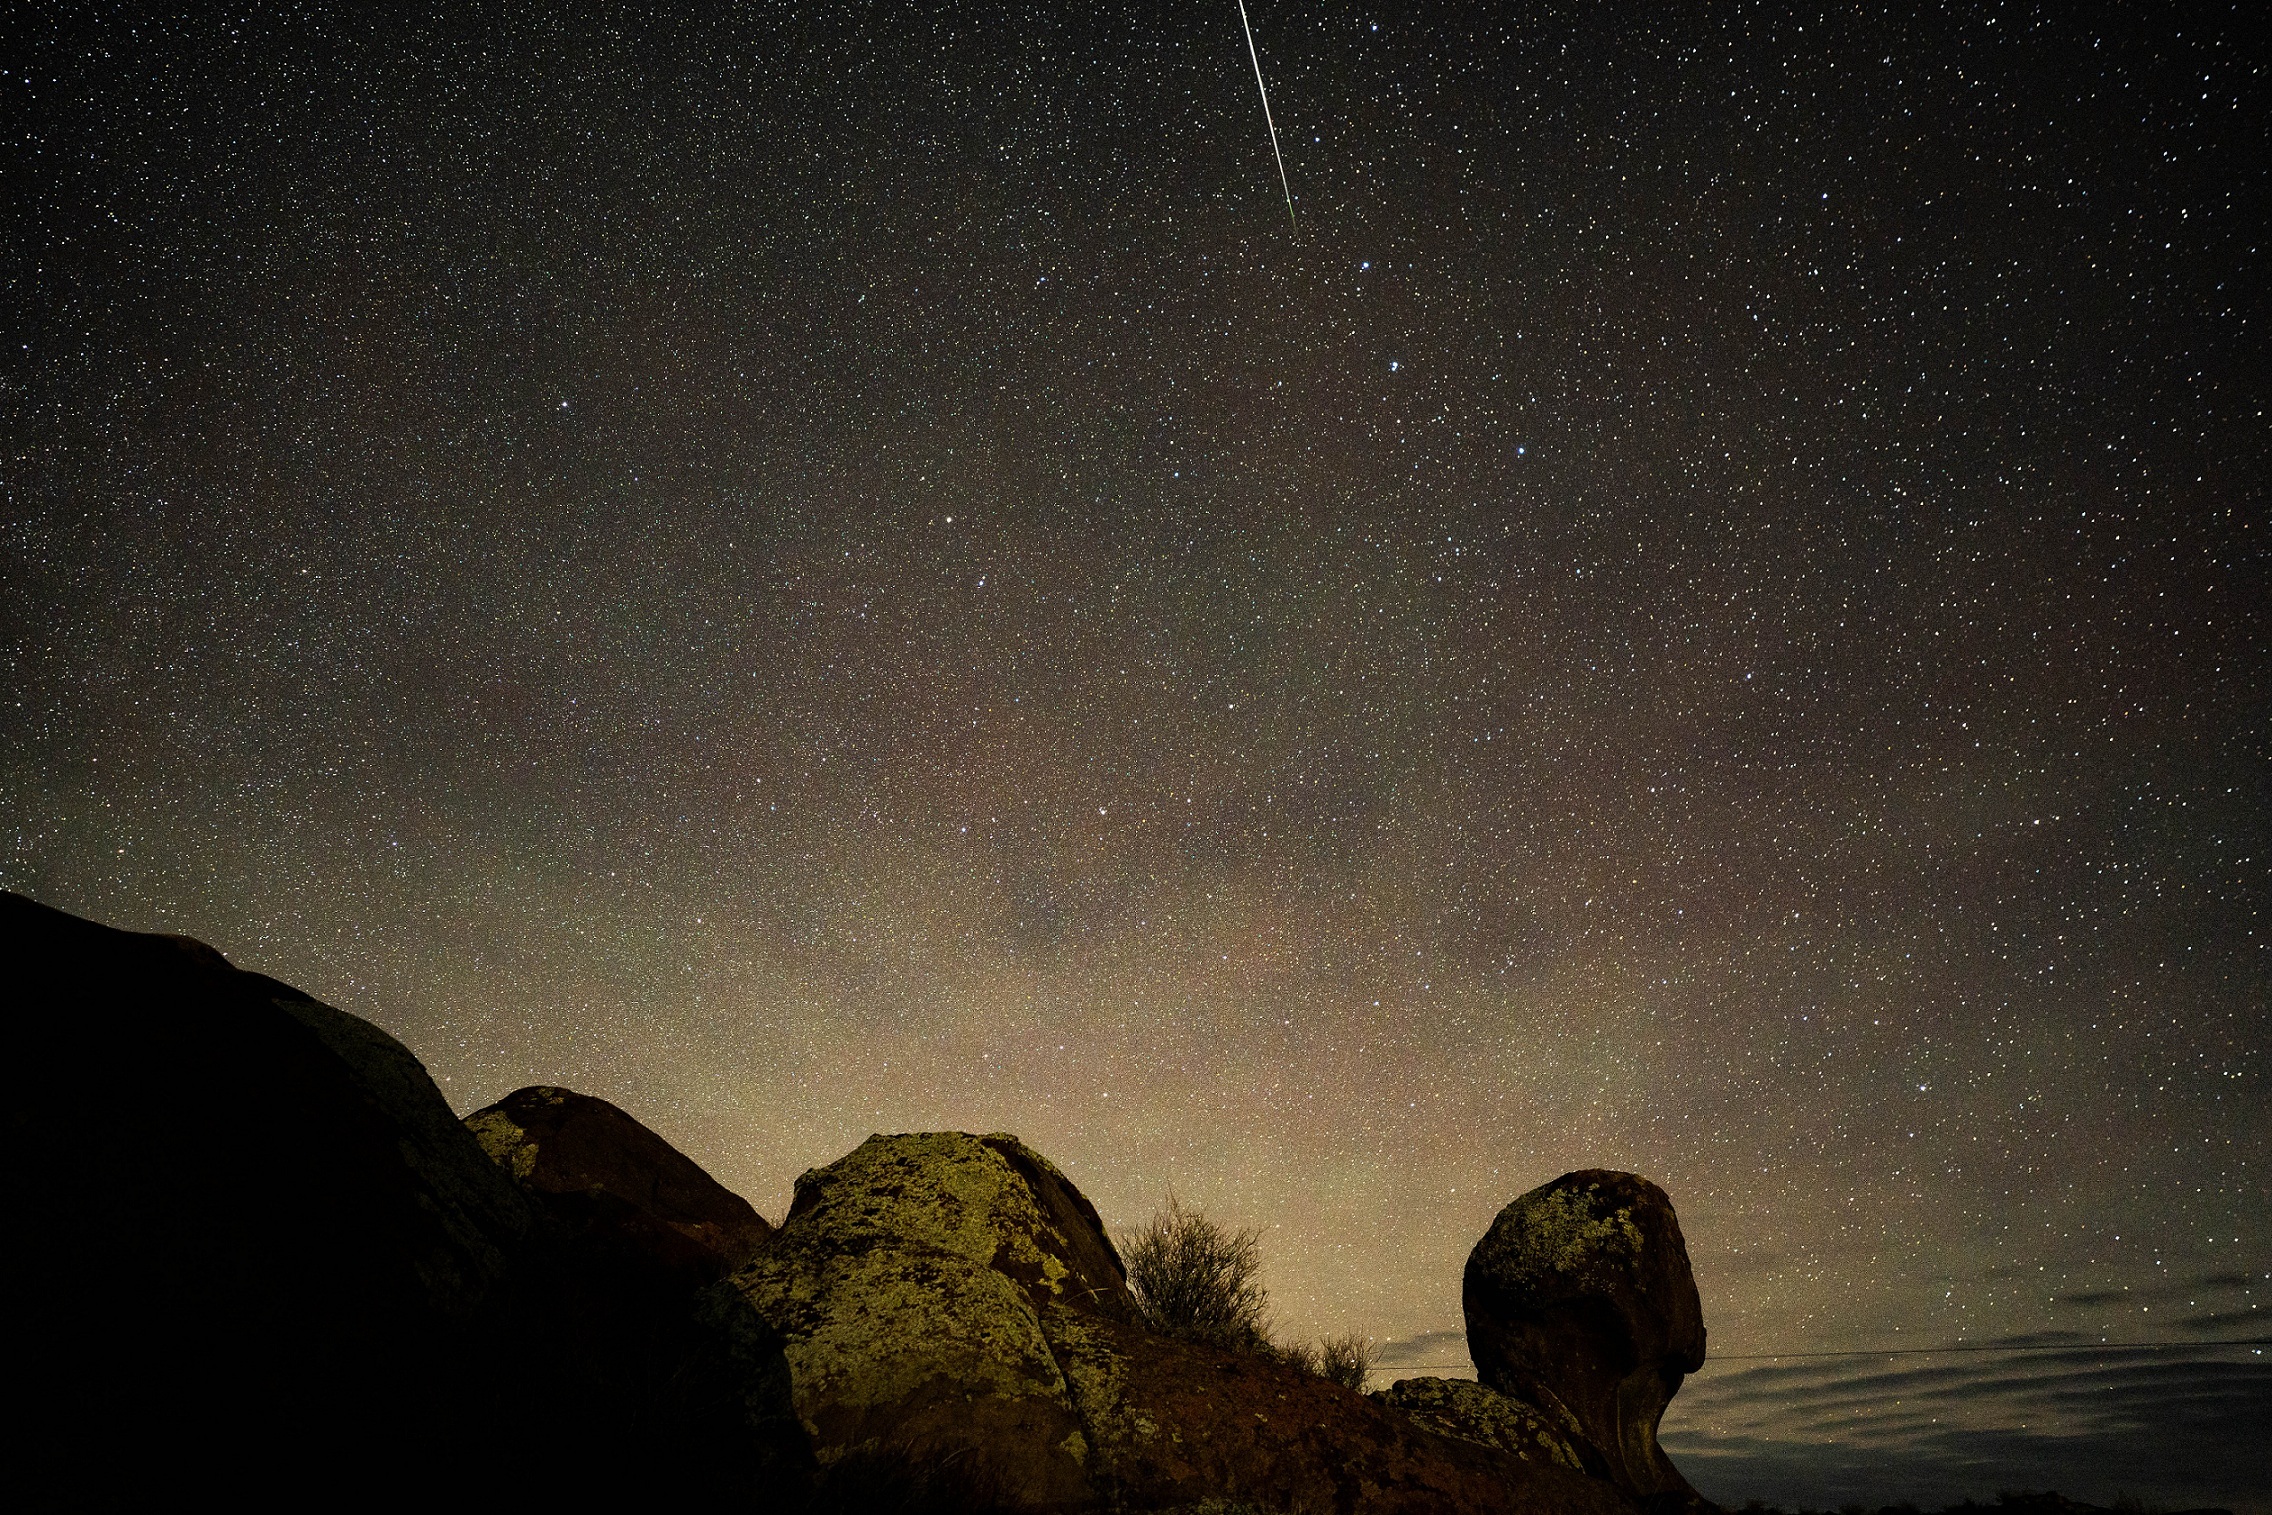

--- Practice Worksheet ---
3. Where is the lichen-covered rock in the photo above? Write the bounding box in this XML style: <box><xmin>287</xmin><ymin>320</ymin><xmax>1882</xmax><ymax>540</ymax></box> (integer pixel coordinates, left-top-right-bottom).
<box><xmin>732</xmin><ymin>1129</ymin><xmax>1652</xmax><ymax>1513</ymax></box>
<box><xmin>1044</xmin><ymin>1311</ymin><xmax>1633</xmax><ymax>1515</ymax></box>
<box><xmin>1464</xmin><ymin>1170</ymin><xmax>1707</xmax><ymax>1502</ymax></box>
<box><xmin>730</xmin><ymin>1130</ymin><xmax>1131</xmax><ymax>1510</ymax></box>
<box><xmin>465</xmin><ymin>1084</ymin><xmax>774</xmax><ymax>1280</ymax></box>
<box><xmin>777</xmin><ymin>1130</ymin><xmax>1134</xmax><ymax>1319</ymax></box>
<box><xmin>750</xmin><ymin>1240</ymin><xmax>1087</xmax><ymax>1470</ymax></box>
<box><xmin>979</xmin><ymin>1132</ymin><xmax>1135</xmax><ymax>1320</ymax></box>
<box><xmin>1370</xmin><ymin>1377</ymin><xmax>1585</xmax><ymax>1471</ymax></box>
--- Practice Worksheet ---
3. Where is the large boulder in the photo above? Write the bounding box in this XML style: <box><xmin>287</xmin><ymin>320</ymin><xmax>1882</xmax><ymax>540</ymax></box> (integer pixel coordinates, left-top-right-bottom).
<box><xmin>1</xmin><ymin>891</ymin><xmax>809</xmax><ymax>1507</ymax></box>
<box><xmin>728</xmin><ymin>1130</ymin><xmax>1131</xmax><ymax>1509</ymax></box>
<box><xmin>1463</xmin><ymin>1170</ymin><xmax>1708</xmax><ymax>1502</ymax></box>
<box><xmin>459</xmin><ymin>1084</ymin><xmax>811</xmax><ymax>1496</ymax></box>
<box><xmin>466</xmin><ymin>1083</ymin><xmax>775</xmax><ymax>1280</ymax></box>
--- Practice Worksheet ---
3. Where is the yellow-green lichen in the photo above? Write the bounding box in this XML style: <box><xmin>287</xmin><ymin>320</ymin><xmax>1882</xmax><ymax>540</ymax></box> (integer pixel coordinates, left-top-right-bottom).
<box><xmin>1044</xmin><ymin>1307</ymin><xmax>1135</xmax><ymax>1441</ymax></box>
<box><xmin>463</xmin><ymin>1109</ymin><xmax>537</xmax><ymax>1180</ymax></box>
<box><xmin>785</xmin><ymin>1132</ymin><xmax>1085</xmax><ymax>1303</ymax></box>
<box><xmin>734</xmin><ymin>1241</ymin><xmax>1074</xmax><ymax>1425</ymax></box>
<box><xmin>731</xmin><ymin>1131</ymin><xmax>1119</xmax><ymax>1503</ymax></box>
<box><xmin>1487</xmin><ymin>1184</ymin><xmax>1643</xmax><ymax>1291</ymax></box>
<box><xmin>1374</xmin><ymin>1376</ymin><xmax>1585</xmax><ymax>1470</ymax></box>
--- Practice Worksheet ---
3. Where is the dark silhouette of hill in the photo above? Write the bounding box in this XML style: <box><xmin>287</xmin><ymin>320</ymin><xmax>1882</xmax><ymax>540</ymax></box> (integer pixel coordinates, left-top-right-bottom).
<box><xmin>2</xmin><ymin>890</ymin><xmax>810</xmax><ymax>1506</ymax></box>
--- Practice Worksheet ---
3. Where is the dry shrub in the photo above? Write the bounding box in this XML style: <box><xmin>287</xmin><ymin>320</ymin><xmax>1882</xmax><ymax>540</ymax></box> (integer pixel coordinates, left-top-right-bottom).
<box><xmin>1267</xmin><ymin>1339</ymin><xmax>1321</xmax><ymax>1376</ymax></box>
<box><xmin>1120</xmin><ymin>1194</ymin><xmax>1270</xmax><ymax>1350</ymax></box>
<box><xmin>1315</xmin><ymin>1331</ymin><xmax>1375</xmax><ymax>1391</ymax></box>
<box><xmin>1121</xmin><ymin>1196</ymin><xmax>1374</xmax><ymax>1395</ymax></box>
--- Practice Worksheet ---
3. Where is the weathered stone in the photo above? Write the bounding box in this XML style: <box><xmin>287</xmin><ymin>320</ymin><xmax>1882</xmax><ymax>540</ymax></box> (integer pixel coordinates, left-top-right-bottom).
<box><xmin>736</xmin><ymin>1128</ymin><xmax>1652</xmax><ymax>1512</ymax></box>
<box><xmin>731</xmin><ymin>1130</ymin><xmax>1130</xmax><ymax>1509</ymax></box>
<box><xmin>1045</xmin><ymin>1310</ymin><xmax>1634</xmax><ymax>1515</ymax></box>
<box><xmin>1370</xmin><ymin>1376</ymin><xmax>1586</xmax><ymax>1472</ymax></box>
<box><xmin>780</xmin><ymin>1129</ymin><xmax>1134</xmax><ymax>1318</ymax></box>
<box><xmin>979</xmin><ymin>1132</ymin><xmax>1134</xmax><ymax>1321</ymax></box>
<box><xmin>465</xmin><ymin>1083</ymin><xmax>774</xmax><ymax>1280</ymax></box>
<box><xmin>1464</xmin><ymin>1170</ymin><xmax>1707</xmax><ymax>1502</ymax></box>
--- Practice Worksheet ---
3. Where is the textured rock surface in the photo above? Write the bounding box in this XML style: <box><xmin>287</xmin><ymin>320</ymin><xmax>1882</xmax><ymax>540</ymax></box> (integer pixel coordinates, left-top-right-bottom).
<box><xmin>3</xmin><ymin>890</ymin><xmax>809</xmax><ymax>1508</ymax></box>
<box><xmin>1049</xmin><ymin>1312</ymin><xmax>1634</xmax><ymax>1515</ymax></box>
<box><xmin>1464</xmin><ymin>1169</ymin><xmax>1708</xmax><ymax>1501</ymax></box>
<box><xmin>731</xmin><ymin>1130</ymin><xmax>1132</xmax><ymax>1509</ymax></box>
<box><xmin>778</xmin><ymin>1129</ymin><xmax>1135</xmax><ymax>1320</ymax></box>
<box><xmin>466</xmin><ymin>1083</ymin><xmax>774</xmax><ymax>1279</ymax></box>
<box><xmin>735</xmin><ymin>1126</ymin><xmax>1645</xmax><ymax>1513</ymax></box>
<box><xmin>1370</xmin><ymin>1376</ymin><xmax>1586</xmax><ymax>1472</ymax></box>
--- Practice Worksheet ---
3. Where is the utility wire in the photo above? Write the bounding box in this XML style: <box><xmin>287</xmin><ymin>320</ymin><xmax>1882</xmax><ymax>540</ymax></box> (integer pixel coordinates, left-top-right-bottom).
<box><xmin>1376</xmin><ymin>1337</ymin><xmax>2271</xmax><ymax>1370</ymax></box>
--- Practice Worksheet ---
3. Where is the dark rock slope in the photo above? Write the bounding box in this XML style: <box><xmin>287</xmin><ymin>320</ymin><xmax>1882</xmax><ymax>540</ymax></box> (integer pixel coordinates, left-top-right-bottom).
<box><xmin>1049</xmin><ymin>1309</ymin><xmax>1635</xmax><ymax>1515</ymax></box>
<box><xmin>1464</xmin><ymin>1169</ymin><xmax>1710</xmax><ymax>1505</ymax></box>
<box><xmin>465</xmin><ymin>1083</ymin><xmax>775</xmax><ymax>1279</ymax></box>
<box><xmin>2</xmin><ymin>891</ymin><xmax>809</xmax><ymax>1507</ymax></box>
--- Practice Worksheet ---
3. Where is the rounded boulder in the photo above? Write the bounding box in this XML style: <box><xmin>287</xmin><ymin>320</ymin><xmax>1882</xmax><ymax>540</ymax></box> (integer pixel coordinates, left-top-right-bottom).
<box><xmin>465</xmin><ymin>1084</ymin><xmax>774</xmax><ymax>1279</ymax></box>
<box><xmin>1462</xmin><ymin>1169</ymin><xmax>1706</xmax><ymax>1500</ymax></box>
<box><xmin>728</xmin><ymin>1130</ymin><xmax>1132</xmax><ymax>1511</ymax></box>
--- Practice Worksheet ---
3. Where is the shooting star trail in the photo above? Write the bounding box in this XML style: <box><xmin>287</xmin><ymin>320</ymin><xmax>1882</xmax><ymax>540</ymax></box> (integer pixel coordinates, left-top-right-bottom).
<box><xmin>1233</xmin><ymin>0</ymin><xmax>1298</xmax><ymax>238</ymax></box>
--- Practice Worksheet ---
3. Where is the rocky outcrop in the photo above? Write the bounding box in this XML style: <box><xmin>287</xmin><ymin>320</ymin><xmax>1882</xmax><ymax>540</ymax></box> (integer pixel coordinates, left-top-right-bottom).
<box><xmin>1463</xmin><ymin>1169</ymin><xmax>1708</xmax><ymax>1502</ymax></box>
<box><xmin>1050</xmin><ymin>1313</ymin><xmax>1632</xmax><ymax>1515</ymax></box>
<box><xmin>1370</xmin><ymin>1376</ymin><xmax>1587</xmax><ymax>1472</ymax></box>
<box><xmin>466</xmin><ymin>1083</ymin><xmax>774</xmax><ymax>1280</ymax></box>
<box><xmin>728</xmin><ymin>1130</ymin><xmax>1130</xmax><ymax>1509</ymax></box>
<box><xmin>730</xmin><ymin>1127</ymin><xmax>1644</xmax><ymax>1514</ymax></box>
<box><xmin>9</xmin><ymin>886</ymin><xmax>1720</xmax><ymax>1515</ymax></box>
<box><xmin>2</xmin><ymin>891</ymin><xmax>810</xmax><ymax>1508</ymax></box>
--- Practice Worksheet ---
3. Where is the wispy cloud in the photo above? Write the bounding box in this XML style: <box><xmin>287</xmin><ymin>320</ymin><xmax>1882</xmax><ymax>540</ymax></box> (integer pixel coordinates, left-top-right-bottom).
<box><xmin>1369</xmin><ymin>1325</ymin><xmax>2268</xmax><ymax>1512</ymax></box>
<box><xmin>1661</xmin><ymin>1339</ymin><xmax>2270</xmax><ymax>1513</ymax></box>
<box><xmin>2050</xmin><ymin>1271</ymin><xmax>2262</xmax><ymax>1314</ymax></box>
<box><xmin>1373</xmin><ymin>1327</ymin><xmax>1469</xmax><ymax>1369</ymax></box>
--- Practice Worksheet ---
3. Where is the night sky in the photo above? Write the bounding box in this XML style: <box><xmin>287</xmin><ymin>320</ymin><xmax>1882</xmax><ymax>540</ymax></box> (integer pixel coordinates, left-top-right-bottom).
<box><xmin>5</xmin><ymin>3</ymin><xmax>2265</xmax><ymax>1505</ymax></box>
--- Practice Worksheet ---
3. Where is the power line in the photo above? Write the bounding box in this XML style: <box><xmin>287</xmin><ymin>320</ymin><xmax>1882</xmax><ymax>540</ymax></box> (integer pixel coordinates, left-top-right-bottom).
<box><xmin>1375</xmin><ymin>1338</ymin><xmax>2270</xmax><ymax>1371</ymax></box>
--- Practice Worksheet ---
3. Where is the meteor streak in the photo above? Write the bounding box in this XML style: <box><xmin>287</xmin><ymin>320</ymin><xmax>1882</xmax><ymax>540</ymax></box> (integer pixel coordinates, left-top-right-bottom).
<box><xmin>1233</xmin><ymin>0</ymin><xmax>1298</xmax><ymax>238</ymax></box>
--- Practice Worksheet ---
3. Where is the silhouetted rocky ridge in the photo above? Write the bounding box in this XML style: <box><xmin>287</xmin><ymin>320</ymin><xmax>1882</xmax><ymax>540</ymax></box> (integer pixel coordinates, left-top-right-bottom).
<box><xmin>7</xmin><ymin>891</ymin><xmax>1782</xmax><ymax>1512</ymax></box>
<box><xmin>466</xmin><ymin>1081</ymin><xmax>777</xmax><ymax>1280</ymax></box>
<box><xmin>4</xmin><ymin>891</ymin><xmax>809</xmax><ymax>1506</ymax></box>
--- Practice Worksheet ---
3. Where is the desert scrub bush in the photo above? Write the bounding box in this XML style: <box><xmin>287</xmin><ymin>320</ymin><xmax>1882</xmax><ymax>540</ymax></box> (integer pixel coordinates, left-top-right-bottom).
<box><xmin>1121</xmin><ymin>1196</ymin><xmax>1375</xmax><ymax>1392</ymax></box>
<box><xmin>1121</xmin><ymin>1194</ymin><xmax>1270</xmax><ymax>1350</ymax></box>
<box><xmin>1315</xmin><ymin>1331</ymin><xmax>1375</xmax><ymax>1391</ymax></box>
<box><xmin>1254</xmin><ymin>1332</ymin><xmax>1377</xmax><ymax>1390</ymax></box>
<box><xmin>1266</xmin><ymin>1339</ymin><xmax>1321</xmax><ymax>1375</ymax></box>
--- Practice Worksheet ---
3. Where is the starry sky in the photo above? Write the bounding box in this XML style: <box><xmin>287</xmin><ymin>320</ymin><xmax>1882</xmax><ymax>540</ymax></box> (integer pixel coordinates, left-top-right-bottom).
<box><xmin>4</xmin><ymin>3</ymin><xmax>2265</xmax><ymax>1505</ymax></box>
